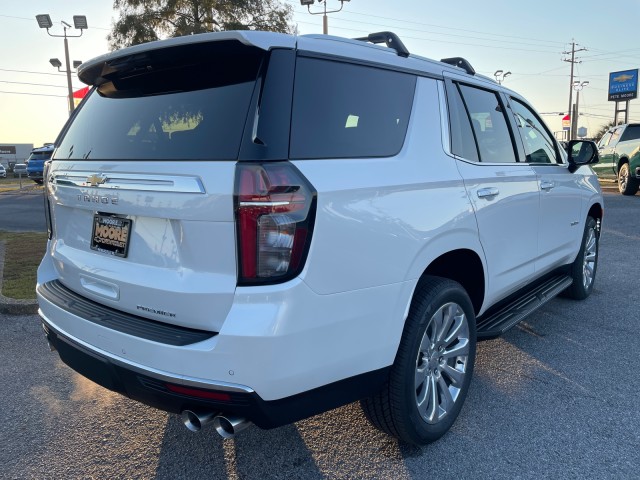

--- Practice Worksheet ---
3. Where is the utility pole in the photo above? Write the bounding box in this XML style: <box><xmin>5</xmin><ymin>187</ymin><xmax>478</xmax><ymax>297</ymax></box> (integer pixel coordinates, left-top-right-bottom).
<box><xmin>563</xmin><ymin>41</ymin><xmax>587</xmax><ymax>140</ymax></box>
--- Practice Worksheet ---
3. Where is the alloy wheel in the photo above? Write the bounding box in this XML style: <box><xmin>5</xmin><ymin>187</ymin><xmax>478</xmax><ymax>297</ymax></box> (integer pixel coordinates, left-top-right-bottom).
<box><xmin>414</xmin><ymin>302</ymin><xmax>470</xmax><ymax>424</ymax></box>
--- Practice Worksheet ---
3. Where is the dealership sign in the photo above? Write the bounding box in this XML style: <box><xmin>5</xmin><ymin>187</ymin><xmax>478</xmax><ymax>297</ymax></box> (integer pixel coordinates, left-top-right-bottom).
<box><xmin>608</xmin><ymin>69</ymin><xmax>638</xmax><ymax>101</ymax></box>
<box><xmin>0</xmin><ymin>146</ymin><xmax>17</xmax><ymax>155</ymax></box>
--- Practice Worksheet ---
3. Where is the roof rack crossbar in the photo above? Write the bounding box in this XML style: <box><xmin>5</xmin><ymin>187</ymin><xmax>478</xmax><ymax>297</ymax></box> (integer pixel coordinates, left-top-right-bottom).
<box><xmin>354</xmin><ymin>31</ymin><xmax>410</xmax><ymax>58</ymax></box>
<box><xmin>440</xmin><ymin>57</ymin><xmax>475</xmax><ymax>75</ymax></box>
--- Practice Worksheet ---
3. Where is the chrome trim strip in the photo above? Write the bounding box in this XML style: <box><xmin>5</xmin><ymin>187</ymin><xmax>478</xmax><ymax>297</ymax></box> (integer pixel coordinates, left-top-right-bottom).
<box><xmin>52</xmin><ymin>171</ymin><xmax>205</xmax><ymax>194</ymax></box>
<box><xmin>40</xmin><ymin>313</ymin><xmax>254</xmax><ymax>394</ymax></box>
<box><xmin>436</xmin><ymin>80</ymin><xmax>452</xmax><ymax>157</ymax></box>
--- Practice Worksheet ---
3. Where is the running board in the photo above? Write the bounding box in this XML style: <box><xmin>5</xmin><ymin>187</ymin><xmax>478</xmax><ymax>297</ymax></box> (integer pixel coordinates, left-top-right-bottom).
<box><xmin>476</xmin><ymin>274</ymin><xmax>573</xmax><ymax>339</ymax></box>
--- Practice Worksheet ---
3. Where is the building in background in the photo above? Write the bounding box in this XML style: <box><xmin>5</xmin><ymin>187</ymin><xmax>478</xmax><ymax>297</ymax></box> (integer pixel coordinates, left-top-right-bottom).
<box><xmin>0</xmin><ymin>144</ymin><xmax>34</xmax><ymax>169</ymax></box>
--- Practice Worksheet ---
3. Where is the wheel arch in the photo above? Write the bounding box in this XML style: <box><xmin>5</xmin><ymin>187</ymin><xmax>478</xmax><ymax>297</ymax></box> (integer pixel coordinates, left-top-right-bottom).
<box><xmin>617</xmin><ymin>156</ymin><xmax>629</xmax><ymax>172</ymax></box>
<box><xmin>417</xmin><ymin>249</ymin><xmax>485</xmax><ymax>316</ymax></box>
<box><xmin>587</xmin><ymin>202</ymin><xmax>603</xmax><ymax>233</ymax></box>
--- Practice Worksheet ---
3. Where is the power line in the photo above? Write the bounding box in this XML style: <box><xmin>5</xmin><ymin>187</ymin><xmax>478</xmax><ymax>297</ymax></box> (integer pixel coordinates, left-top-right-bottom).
<box><xmin>0</xmin><ymin>80</ymin><xmax>68</xmax><ymax>89</ymax></box>
<box><xmin>288</xmin><ymin>1</ymin><xmax>566</xmax><ymax>47</ymax></box>
<box><xmin>0</xmin><ymin>90</ymin><xmax>67</xmax><ymax>98</ymax></box>
<box><xmin>0</xmin><ymin>14</ymin><xmax>110</xmax><ymax>30</ymax></box>
<box><xmin>0</xmin><ymin>67</ymin><xmax>66</xmax><ymax>77</ymax></box>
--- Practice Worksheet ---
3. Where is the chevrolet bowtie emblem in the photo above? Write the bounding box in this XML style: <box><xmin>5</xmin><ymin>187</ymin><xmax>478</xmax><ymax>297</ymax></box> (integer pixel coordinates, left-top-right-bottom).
<box><xmin>87</xmin><ymin>174</ymin><xmax>107</xmax><ymax>187</ymax></box>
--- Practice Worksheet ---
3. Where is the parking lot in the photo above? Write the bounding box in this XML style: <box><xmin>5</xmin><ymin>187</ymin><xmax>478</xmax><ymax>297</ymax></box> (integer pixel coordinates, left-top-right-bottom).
<box><xmin>1</xmin><ymin>189</ymin><xmax>639</xmax><ymax>479</ymax></box>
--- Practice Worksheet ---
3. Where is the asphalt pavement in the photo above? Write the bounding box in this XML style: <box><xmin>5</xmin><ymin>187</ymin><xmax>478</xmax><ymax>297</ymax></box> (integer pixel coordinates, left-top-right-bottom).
<box><xmin>1</xmin><ymin>190</ymin><xmax>639</xmax><ymax>479</ymax></box>
<box><xmin>0</xmin><ymin>189</ymin><xmax>46</xmax><ymax>232</ymax></box>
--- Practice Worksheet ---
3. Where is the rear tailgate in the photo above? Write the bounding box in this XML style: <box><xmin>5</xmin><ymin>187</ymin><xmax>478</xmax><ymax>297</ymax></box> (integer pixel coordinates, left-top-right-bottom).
<box><xmin>47</xmin><ymin>161</ymin><xmax>236</xmax><ymax>331</ymax></box>
<box><xmin>44</xmin><ymin>36</ymin><xmax>286</xmax><ymax>332</ymax></box>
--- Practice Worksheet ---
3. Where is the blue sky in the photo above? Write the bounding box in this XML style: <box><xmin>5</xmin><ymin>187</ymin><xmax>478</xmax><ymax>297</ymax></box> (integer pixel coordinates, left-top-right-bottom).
<box><xmin>2</xmin><ymin>0</ymin><xmax>639</xmax><ymax>147</ymax></box>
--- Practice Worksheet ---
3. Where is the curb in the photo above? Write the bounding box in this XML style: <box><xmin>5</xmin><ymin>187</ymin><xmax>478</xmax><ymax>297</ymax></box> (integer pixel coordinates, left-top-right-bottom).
<box><xmin>0</xmin><ymin>241</ymin><xmax>39</xmax><ymax>316</ymax></box>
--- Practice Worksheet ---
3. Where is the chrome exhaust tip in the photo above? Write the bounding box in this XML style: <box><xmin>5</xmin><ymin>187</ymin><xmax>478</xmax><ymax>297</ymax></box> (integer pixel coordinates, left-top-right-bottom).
<box><xmin>212</xmin><ymin>415</ymin><xmax>252</xmax><ymax>439</ymax></box>
<box><xmin>181</xmin><ymin>410</ymin><xmax>216</xmax><ymax>433</ymax></box>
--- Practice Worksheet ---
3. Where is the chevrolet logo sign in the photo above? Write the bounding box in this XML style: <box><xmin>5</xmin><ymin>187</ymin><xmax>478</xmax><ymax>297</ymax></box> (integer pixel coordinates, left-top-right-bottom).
<box><xmin>86</xmin><ymin>174</ymin><xmax>107</xmax><ymax>187</ymax></box>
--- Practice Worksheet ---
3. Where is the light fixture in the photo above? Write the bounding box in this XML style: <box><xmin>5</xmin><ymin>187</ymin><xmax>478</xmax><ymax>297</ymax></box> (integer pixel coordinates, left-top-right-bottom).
<box><xmin>36</xmin><ymin>14</ymin><xmax>53</xmax><ymax>29</ymax></box>
<box><xmin>73</xmin><ymin>15</ymin><xmax>88</xmax><ymax>30</ymax></box>
<box><xmin>300</xmin><ymin>0</ymin><xmax>315</xmax><ymax>5</ymax></box>
<box><xmin>36</xmin><ymin>13</ymin><xmax>88</xmax><ymax>116</ymax></box>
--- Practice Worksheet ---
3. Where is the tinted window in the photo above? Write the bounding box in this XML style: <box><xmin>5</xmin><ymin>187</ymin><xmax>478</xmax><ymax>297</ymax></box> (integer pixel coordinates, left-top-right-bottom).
<box><xmin>458</xmin><ymin>84</ymin><xmax>517</xmax><ymax>163</ymax></box>
<box><xmin>510</xmin><ymin>99</ymin><xmax>558</xmax><ymax>163</ymax></box>
<box><xmin>598</xmin><ymin>131</ymin><xmax>612</xmax><ymax>148</ymax></box>
<box><xmin>28</xmin><ymin>151</ymin><xmax>53</xmax><ymax>161</ymax></box>
<box><xmin>290</xmin><ymin>58</ymin><xmax>416</xmax><ymax>159</ymax></box>
<box><xmin>55</xmin><ymin>45</ymin><xmax>263</xmax><ymax>161</ymax></box>
<box><xmin>620</xmin><ymin>125</ymin><xmax>640</xmax><ymax>142</ymax></box>
<box><xmin>447</xmin><ymin>82</ymin><xmax>479</xmax><ymax>162</ymax></box>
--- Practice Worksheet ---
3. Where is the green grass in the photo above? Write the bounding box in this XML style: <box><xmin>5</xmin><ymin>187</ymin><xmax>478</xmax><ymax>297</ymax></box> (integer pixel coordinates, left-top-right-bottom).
<box><xmin>0</xmin><ymin>175</ymin><xmax>40</xmax><ymax>192</ymax></box>
<box><xmin>0</xmin><ymin>231</ymin><xmax>48</xmax><ymax>299</ymax></box>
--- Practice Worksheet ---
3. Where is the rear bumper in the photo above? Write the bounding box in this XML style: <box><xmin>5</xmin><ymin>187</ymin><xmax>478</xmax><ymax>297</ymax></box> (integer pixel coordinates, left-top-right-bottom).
<box><xmin>41</xmin><ymin>318</ymin><xmax>389</xmax><ymax>428</ymax></box>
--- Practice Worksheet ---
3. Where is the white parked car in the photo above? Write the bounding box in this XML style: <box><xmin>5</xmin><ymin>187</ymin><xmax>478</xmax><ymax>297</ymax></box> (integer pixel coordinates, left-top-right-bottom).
<box><xmin>0</xmin><ymin>164</ymin><xmax>6</xmax><ymax>178</ymax></box>
<box><xmin>37</xmin><ymin>30</ymin><xmax>603</xmax><ymax>445</ymax></box>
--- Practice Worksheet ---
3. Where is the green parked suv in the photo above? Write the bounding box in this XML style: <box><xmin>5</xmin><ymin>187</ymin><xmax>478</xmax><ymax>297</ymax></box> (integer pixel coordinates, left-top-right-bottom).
<box><xmin>594</xmin><ymin>123</ymin><xmax>640</xmax><ymax>195</ymax></box>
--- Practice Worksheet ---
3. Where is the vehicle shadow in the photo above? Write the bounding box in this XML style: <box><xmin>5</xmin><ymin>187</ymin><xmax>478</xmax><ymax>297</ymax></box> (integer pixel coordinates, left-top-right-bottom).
<box><xmin>153</xmin><ymin>402</ymin><xmax>413</xmax><ymax>479</ymax></box>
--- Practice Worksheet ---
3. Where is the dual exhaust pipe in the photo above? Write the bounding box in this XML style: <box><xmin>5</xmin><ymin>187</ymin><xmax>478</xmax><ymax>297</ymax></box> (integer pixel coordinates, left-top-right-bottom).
<box><xmin>181</xmin><ymin>410</ymin><xmax>251</xmax><ymax>439</ymax></box>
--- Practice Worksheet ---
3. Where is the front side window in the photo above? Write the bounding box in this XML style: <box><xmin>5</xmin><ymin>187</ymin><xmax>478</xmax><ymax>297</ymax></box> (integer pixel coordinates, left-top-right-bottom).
<box><xmin>457</xmin><ymin>84</ymin><xmax>517</xmax><ymax>163</ymax></box>
<box><xmin>510</xmin><ymin>99</ymin><xmax>558</xmax><ymax>164</ymax></box>
<box><xmin>290</xmin><ymin>57</ymin><xmax>416</xmax><ymax>159</ymax></box>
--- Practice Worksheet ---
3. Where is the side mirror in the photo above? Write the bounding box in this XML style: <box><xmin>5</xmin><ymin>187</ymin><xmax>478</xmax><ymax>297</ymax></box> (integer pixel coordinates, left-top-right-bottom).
<box><xmin>567</xmin><ymin>140</ymin><xmax>599</xmax><ymax>172</ymax></box>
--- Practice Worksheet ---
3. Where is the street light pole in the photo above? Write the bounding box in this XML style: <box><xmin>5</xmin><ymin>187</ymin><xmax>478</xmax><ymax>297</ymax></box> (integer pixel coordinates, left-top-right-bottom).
<box><xmin>494</xmin><ymin>70</ymin><xmax>511</xmax><ymax>85</ymax></box>
<box><xmin>63</xmin><ymin>33</ymin><xmax>74</xmax><ymax>114</ymax></box>
<box><xmin>571</xmin><ymin>81</ymin><xmax>589</xmax><ymax>140</ymax></box>
<box><xmin>300</xmin><ymin>0</ymin><xmax>350</xmax><ymax>35</ymax></box>
<box><xmin>36</xmin><ymin>14</ymin><xmax>88</xmax><ymax>116</ymax></box>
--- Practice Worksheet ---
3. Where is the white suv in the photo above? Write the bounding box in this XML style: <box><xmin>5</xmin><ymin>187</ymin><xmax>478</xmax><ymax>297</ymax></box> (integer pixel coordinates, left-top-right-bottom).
<box><xmin>37</xmin><ymin>31</ymin><xmax>603</xmax><ymax>445</ymax></box>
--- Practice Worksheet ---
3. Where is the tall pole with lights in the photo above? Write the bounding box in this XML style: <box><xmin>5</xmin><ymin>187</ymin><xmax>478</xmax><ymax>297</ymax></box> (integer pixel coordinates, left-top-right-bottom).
<box><xmin>571</xmin><ymin>81</ymin><xmax>589</xmax><ymax>140</ymax></box>
<box><xmin>494</xmin><ymin>70</ymin><xmax>511</xmax><ymax>85</ymax></box>
<box><xmin>36</xmin><ymin>14</ymin><xmax>88</xmax><ymax>115</ymax></box>
<box><xmin>300</xmin><ymin>0</ymin><xmax>350</xmax><ymax>35</ymax></box>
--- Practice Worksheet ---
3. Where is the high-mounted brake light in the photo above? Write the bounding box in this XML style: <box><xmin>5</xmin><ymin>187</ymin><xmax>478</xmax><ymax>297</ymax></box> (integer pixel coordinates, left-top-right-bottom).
<box><xmin>235</xmin><ymin>162</ymin><xmax>316</xmax><ymax>285</ymax></box>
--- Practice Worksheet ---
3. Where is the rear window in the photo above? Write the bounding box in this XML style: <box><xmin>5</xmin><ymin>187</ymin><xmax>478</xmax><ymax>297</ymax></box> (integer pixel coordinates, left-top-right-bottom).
<box><xmin>54</xmin><ymin>42</ymin><xmax>264</xmax><ymax>161</ymax></box>
<box><xmin>620</xmin><ymin>125</ymin><xmax>640</xmax><ymax>142</ymax></box>
<box><xmin>290</xmin><ymin>57</ymin><xmax>416</xmax><ymax>159</ymax></box>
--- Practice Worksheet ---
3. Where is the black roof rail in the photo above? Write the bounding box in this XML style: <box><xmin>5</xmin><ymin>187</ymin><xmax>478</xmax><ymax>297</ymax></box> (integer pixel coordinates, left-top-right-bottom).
<box><xmin>354</xmin><ymin>31</ymin><xmax>410</xmax><ymax>58</ymax></box>
<box><xmin>440</xmin><ymin>57</ymin><xmax>475</xmax><ymax>75</ymax></box>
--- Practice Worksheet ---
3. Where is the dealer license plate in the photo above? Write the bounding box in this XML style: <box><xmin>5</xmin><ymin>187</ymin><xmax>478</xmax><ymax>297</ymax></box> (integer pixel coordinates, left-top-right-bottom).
<box><xmin>91</xmin><ymin>214</ymin><xmax>132</xmax><ymax>257</ymax></box>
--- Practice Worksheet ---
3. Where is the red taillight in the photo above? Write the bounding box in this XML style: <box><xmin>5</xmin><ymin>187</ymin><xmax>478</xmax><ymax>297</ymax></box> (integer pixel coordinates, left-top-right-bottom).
<box><xmin>165</xmin><ymin>383</ymin><xmax>232</xmax><ymax>402</ymax></box>
<box><xmin>235</xmin><ymin>162</ymin><xmax>316</xmax><ymax>285</ymax></box>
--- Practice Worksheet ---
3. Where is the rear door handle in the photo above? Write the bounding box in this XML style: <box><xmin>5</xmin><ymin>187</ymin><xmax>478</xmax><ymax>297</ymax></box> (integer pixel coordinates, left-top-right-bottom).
<box><xmin>477</xmin><ymin>187</ymin><xmax>499</xmax><ymax>198</ymax></box>
<box><xmin>540</xmin><ymin>180</ymin><xmax>555</xmax><ymax>191</ymax></box>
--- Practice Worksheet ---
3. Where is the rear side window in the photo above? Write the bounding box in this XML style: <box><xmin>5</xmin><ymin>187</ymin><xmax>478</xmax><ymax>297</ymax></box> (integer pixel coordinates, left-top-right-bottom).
<box><xmin>55</xmin><ymin>42</ymin><xmax>263</xmax><ymax>161</ymax></box>
<box><xmin>290</xmin><ymin>57</ymin><xmax>416</xmax><ymax>159</ymax></box>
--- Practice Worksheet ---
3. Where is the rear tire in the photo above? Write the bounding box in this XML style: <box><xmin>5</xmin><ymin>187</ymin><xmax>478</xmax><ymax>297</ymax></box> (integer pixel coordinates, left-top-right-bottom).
<box><xmin>563</xmin><ymin>217</ymin><xmax>598</xmax><ymax>300</ymax></box>
<box><xmin>618</xmin><ymin>163</ymin><xmax>639</xmax><ymax>196</ymax></box>
<box><xmin>361</xmin><ymin>276</ymin><xmax>476</xmax><ymax>445</ymax></box>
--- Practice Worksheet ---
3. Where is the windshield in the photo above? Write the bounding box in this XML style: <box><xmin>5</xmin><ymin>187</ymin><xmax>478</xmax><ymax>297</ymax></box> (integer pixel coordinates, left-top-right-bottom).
<box><xmin>28</xmin><ymin>151</ymin><xmax>52</xmax><ymax>161</ymax></box>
